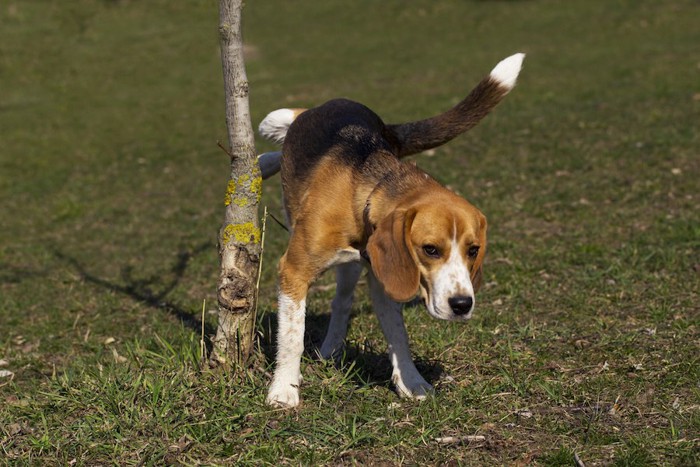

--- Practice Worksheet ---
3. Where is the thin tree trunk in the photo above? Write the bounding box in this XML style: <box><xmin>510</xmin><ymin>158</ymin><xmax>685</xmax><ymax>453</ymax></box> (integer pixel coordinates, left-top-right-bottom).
<box><xmin>211</xmin><ymin>0</ymin><xmax>261</xmax><ymax>368</ymax></box>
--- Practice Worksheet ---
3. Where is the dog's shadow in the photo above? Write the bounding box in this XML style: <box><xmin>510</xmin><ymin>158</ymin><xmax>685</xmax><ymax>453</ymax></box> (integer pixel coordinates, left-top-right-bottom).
<box><xmin>258</xmin><ymin>301</ymin><xmax>444</xmax><ymax>393</ymax></box>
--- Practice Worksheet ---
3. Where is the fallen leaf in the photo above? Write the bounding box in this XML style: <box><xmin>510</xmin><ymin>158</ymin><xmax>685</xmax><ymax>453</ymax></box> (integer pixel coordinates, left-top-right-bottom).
<box><xmin>8</xmin><ymin>423</ymin><xmax>22</xmax><ymax>436</ymax></box>
<box><xmin>111</xmin><ymin>348</ymin><xmax>127</xmax><ymax>364</ymax></box>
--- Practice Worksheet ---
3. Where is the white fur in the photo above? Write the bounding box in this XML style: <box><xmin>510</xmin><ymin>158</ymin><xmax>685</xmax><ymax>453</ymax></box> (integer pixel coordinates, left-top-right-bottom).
<box><xmin>267</xmin><ymin>293</ymin><xmax>306</xmax><ymax>408</ymax></box>
<box><xmin>427</xmin><ymin>237</ymin><xmax>474</xmax><ymax>320</ymax></box>
<box><xmin>258</xmin><ymin>108</ymin><xmax>296</xmax><ymax>145</ymax></box>
<box><xmin>489</xmin><ymin>53</ymin><xmax>525</xmax><ymax>91</ymax></box>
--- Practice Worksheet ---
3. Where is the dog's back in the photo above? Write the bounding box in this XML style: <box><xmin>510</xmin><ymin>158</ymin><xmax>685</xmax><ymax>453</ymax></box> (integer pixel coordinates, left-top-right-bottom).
<box><xmin>282</xmin><ymin>99</ymin><xmax>395</xmax><ymax>188</ymax></box>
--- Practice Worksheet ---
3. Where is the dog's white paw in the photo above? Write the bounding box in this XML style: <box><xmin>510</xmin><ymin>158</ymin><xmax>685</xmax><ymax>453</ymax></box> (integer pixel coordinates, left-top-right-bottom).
<box><xmin>266</xmin><ymin>381</ymin><xmax>300</xmax><ymax>408</ymax></box>
<box><xmin>393</xmin><ymin>373</ymin><xmax>434</xmax><ymax>400</ymax></box>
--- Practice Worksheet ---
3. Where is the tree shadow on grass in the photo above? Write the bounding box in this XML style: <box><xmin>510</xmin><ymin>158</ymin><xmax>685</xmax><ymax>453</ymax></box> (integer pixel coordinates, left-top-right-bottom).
<box><xmin>0</xmin><ymin>264</ymin><xmax>48</xmax><ymax>284</ymax></box>
<box><xmin>53</xmin><ymin>244</ymin><xmax>216</xmax><ymax>340</ymax></box>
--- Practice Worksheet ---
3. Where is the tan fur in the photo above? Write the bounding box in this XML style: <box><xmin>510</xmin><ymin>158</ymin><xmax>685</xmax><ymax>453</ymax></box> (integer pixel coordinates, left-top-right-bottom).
<box><xmin>281</xmin><ymin>149</ymin><xmax>487</xmax><ymax>304</ymax></box>
<box><xmin>365</xmin><ymin>208</ymin><xmax>419</xmax><ymax>302</ymax></box>
<box><xmin>391</xmin><ymin>189</ymin><xmax>487</xmax><ymax>304</ymax></box>
<box><xmin>280</xmin><ymin>157</ymin><xmax>360</xmax><ymax>302</ymax></box>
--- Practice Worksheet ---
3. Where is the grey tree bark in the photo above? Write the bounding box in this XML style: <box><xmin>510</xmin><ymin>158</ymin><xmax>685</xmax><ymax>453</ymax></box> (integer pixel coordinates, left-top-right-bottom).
<box><xmin>211</xmin><ymin>0</ymin><xmax>261</xmax><ymax>367</ymax></box>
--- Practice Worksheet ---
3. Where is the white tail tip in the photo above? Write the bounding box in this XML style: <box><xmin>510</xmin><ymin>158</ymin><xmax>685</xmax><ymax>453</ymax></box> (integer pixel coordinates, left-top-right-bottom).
<box><xmin>258</xmin><ymin>108</ymin><xmax>297</xmax><ymax>145</ymax></box>
<box><xmin>490</xmin><ymin>53</ymin><xmax>525</xmax><ymax>90</ymax></box>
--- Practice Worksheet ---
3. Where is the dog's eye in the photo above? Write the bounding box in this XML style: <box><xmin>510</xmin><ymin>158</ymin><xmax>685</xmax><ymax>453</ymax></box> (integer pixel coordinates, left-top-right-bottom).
<box><xmin>468</xmin><ymin>246</ymin><xmax>480</xmax><ymax>258</ymax></box>
<box><xmin>422</xmin><ymin>245</ymin><xmax>440</xmax><ymax>258</ymax></box>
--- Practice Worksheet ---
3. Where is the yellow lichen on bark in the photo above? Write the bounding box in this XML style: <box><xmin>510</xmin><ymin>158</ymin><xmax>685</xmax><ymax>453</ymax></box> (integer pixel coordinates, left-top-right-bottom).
<box><xmin>222</xmin><ymin>222</ymin><xmax>261</xmax><ymax>244</ymax></box>
<box><xmin>224</xmin><ymin>179</ymin><xmax>237</xmax><ymax>206</ymax></box>
<box><xmin>232</xmin><ymin>197</ymin><xmax>248</xmax><ymax>207</ymax></box>
<box><xmin>250</xmin><ymin>175</ymin><xmax>262</xmax><ymax>202</ymax></box>
<box><xmin>225</xmin><ymin>173</ymin><xmax>262</xmax><ymax>206</ymax></box>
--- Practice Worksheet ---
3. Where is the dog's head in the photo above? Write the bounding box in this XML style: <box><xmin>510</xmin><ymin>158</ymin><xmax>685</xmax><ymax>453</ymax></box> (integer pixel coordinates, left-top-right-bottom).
<box><xmin>366</xmin><ymin>194</ymin><xmax>486</xmax><ymax>320</ymax></box>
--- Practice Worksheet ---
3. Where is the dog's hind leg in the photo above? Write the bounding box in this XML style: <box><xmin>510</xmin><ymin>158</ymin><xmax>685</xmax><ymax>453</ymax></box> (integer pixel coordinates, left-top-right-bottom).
<box><xmin>319</xmin><ymin>261</ymin><xmax>363</xmax><ymax>360</ymax></box>
<box><xmin>368</xmin><ymin>272</ymin><xmax>433</xmax><ymax>400</ymax></box>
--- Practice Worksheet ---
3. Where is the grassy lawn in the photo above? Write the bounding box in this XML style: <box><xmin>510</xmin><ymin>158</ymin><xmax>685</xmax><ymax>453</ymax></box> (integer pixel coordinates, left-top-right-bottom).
<box><xmin>1</xmin><ymin>0</ymin><xmax>698</xmax><ymax>464</ymax></box>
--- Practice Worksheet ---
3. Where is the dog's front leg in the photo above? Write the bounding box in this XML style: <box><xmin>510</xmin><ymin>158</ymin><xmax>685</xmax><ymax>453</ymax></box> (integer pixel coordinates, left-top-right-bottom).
<box><xmin>368</xmin><ymin>272</ymin><xmax>433</xmax><ymax>400</ymax></box>
<box><xmin>267</xmin><ymin>252</ymin><xmax>310</xmax><ymax>408</ymax></box>
<box><xmin>267</xmin><ymin>290</ymin><xmax>306</xmax><ymax>408</ymax></box>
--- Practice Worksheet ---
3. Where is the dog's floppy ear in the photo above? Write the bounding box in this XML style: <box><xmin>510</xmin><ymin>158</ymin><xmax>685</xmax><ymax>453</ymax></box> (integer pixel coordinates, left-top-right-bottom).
<box><xmin>366</xmin><ymin>209</ymin><xmax>419</xmax><ymax>302</ymax></box>
<box><xmin>471</xmin><ymin>213</ymin><xmax>488</xmax><ymax>293</ymax></box>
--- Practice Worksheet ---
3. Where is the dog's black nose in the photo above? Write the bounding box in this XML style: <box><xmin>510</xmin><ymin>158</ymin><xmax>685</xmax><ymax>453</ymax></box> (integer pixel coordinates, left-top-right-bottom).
<box><xmin>448</xmin><ymin>295</ymin><xmax>473</xmax><ymax>316</ymax></box>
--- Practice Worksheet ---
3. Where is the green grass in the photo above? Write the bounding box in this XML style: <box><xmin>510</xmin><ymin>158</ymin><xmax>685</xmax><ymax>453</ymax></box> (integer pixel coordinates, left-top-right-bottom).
<box><xmin>1</xmin><ymin>0</ymin><xmax>698</xmax><ymax>464</ymax></box>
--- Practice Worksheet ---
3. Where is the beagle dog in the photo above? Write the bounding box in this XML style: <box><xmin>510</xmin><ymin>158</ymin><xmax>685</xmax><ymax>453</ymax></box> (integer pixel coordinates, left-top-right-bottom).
<box><xmin>258</xmin><ymin>53</ymin><xmax>524</xmax><ymax>408</ymax></box>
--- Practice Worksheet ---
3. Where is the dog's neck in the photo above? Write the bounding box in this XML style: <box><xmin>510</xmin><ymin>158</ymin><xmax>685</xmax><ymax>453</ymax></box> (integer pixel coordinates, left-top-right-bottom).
<box><xmin>360</xmin><ymin>157</ymin><xmax>440</xmax><ymax>241</ymax></box>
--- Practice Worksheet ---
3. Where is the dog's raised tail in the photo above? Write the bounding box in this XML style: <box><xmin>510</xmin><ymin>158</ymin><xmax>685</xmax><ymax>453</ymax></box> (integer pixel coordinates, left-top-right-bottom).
<box><xmin>387</xmin><ymin>53</ymin><xmax>525</xmax><ymax>157</ymax></box>
<box><xmin>258</xmin><ymin>108</ymin><xmax>307</xmax><ymax>145</ymax></box>
<box><xmin>257</xmin><ymin>108</ymin><xmax>307</xmax><ymax>179</ymax></box>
